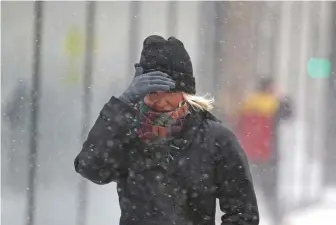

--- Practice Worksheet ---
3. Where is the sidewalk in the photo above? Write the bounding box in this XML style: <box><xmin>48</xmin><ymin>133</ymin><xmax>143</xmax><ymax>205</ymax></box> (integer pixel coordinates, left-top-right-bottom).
<box><xmin>2</xmin><ymin>185</ymin><xmax>335</xmax><ymax>225</ymax></box>
<box><xmin>286</xmin><ymin>188</ymin><xmax>336</xmax><ymax>225</ymax></box>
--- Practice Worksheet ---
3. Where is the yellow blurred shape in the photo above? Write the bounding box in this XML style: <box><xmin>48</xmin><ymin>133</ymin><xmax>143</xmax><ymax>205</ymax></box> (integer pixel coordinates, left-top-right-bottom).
<box><xmin>241</xmin><ymin>93</ymin><xmax>279</xmax><ymax>117</ymax></box>
<box><xmin>63</xmin><ymin>25</ymin><xmax>99</xmax><ymax>85</ymax></box>
<box><xmin>65</xmin><ymin>26</ymin><xmax>84</xmax><ymax>58</ymax></box>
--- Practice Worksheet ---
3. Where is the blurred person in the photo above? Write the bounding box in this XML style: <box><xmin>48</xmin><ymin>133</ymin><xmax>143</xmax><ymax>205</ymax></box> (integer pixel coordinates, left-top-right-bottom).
<box><xmin>74</xmin><ymin>35</ymin><xmax>259</xmax><ymax>225</ymax></box>
<box><xmin>235</xmin><ymin>77</ymin><xmax>292</xmax><ymax>225</ymax></box>
<box><xmin>2</xmin><ymin>79</ymin><xmax>31</xmax><ymax>192</ymax></box>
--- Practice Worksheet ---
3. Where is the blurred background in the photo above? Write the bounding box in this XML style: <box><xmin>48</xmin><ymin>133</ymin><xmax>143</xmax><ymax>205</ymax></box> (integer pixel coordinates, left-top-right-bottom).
<box><xmin>1</xmin><ymin>1</ymin><xmax>336</xmax><ymax>225</ymax></box>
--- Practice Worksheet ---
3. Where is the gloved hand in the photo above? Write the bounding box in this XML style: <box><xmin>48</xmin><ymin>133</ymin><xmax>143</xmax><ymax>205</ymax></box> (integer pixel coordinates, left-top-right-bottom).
<box><xmin>119</xmin><ymin>65</ymin><xmax>175</xmax><ymax>105</ymax></box>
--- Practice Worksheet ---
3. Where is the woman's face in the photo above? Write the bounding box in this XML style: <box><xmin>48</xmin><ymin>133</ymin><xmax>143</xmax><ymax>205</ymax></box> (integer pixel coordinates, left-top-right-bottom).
<box><xmin>144</xmin><ymin>91</ymin><xmax>184</xmax><ymax>112</ymax></box>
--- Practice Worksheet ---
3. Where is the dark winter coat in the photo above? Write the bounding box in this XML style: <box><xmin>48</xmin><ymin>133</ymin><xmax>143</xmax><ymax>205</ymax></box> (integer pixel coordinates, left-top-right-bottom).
<box><xmin>74</xmin><ymin>97</ymin><xmax>259</xmax><ymax>225</ymax></box>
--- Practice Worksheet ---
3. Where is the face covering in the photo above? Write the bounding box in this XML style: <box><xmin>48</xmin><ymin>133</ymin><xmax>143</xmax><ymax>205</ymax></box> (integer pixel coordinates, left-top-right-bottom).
<box><xmin>136</xmin><ymin>101</ymin><xmax>190</xmax><ymax>144</ymax></box>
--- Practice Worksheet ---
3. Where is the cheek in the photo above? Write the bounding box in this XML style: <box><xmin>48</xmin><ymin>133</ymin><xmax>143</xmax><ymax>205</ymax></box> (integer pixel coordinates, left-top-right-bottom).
<box><xmin>144</xmin><ymin>93</ymin><xmax>158</xmax><ymax>101</ymax></box>
<box><xmin>167</xmin><ymin>98</ymin><xmax>180</xmax><ymax>106</ymax></box>
<box><xmin>168</xmin><ymin>94</ymin><xmax>184</xmax><ymax>104</ymax></box>
<box><xmin>144</xmin><ymin>95</ymin><xmax>154</xmax><ymax>106</ymax></box>
<box><xmin>164</xmin><ymin>97</ymin><xmax>184</xmax><ymax>108</ymax></box>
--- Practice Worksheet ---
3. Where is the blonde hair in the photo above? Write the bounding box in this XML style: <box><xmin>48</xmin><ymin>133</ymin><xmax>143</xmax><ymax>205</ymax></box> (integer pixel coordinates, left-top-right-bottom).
<box><xmin>183</xmin><ymin>93</ymin><xmax>215</xmax><ymax>111</ymax></box>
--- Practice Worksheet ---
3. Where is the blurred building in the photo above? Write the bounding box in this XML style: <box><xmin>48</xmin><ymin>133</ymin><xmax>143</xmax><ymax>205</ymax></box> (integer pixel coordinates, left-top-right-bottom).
<box><xmin>1</xmin><ymin>1</ymin><xmax>335</xmax><ymax>225</ymax></box>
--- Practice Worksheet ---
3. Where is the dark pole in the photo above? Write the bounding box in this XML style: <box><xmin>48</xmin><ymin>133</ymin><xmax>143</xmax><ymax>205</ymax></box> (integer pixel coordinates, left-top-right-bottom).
<box><xmin>212</xmin><ymin>2</ymin><xmax>225</xmax><ymax>98</ymax></box>
<box><xmin>76</xmin><ymin>2</ymin><xmax>96</xmax><ymax>225</ymax></box>
<box><xmin>128</xmin><ymin>1</ymin><xmax>141</xmax><ymax>78</ymax></box>
<box><xmin>325</xmin><ymin>2</ymin><xmax>336</xmax><ymax>186</ymax></box>
<box><xmin>167</xmin><ymin>2</ymin><xmax>178</xmax><ymax>36</ymax></box>
<box><xmin>197</xmin><ymin>2</ymin><xmax>213</xmax><ymax>93</ymax></box>
<box><xmin>26</xmin><ymin>2</ymin><xmax>43</xmax><ymax>225</ymax></box>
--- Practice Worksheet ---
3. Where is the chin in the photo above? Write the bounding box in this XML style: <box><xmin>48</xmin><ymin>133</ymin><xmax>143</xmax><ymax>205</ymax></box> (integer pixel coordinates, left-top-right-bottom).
<box><xmin>153</xmin><ymin>106</ymin><xmax>173</xmax><ymax>112</ymax></box>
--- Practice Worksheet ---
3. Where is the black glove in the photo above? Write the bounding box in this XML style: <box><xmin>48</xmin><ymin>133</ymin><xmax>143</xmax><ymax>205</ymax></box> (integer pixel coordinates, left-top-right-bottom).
<box><xmin>119</xmin><ymin>65</ymin><xmax>175</xmax><ymax>105</ymax></box>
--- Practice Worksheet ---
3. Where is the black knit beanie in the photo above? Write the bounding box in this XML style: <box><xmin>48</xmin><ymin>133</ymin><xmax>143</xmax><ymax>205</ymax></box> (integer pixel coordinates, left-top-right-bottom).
<box><xmin>138</xmin><ymin>35</ymin><xmax>196</xmax><ymax>94</ymax></box>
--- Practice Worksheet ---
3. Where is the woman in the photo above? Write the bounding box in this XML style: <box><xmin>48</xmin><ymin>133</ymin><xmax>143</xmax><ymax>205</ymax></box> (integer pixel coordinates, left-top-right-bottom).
<box><xmin>74</xmin><ymin>35</ymin><xmax>259</xmax><ymax>225</ymax></box>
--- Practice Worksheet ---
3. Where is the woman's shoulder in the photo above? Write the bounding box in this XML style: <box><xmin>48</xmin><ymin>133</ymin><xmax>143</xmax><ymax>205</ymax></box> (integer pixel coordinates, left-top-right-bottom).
<box><xmin>201</xmin><ymin>111</ymin><xmax>236</xmax><ymax>142</ymax></box>
<box><xmin>201</xmin><ymin>116</ymin><xmax>247</xmax><ymax>162</ymax></box>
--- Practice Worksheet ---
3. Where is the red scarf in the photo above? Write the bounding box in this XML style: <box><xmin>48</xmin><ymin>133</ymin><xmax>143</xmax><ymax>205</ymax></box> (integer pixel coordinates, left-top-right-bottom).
<box><xmin>136</xmin><ymin>101</ymin><xmax>190</xmax><ymax>143</ymax></box>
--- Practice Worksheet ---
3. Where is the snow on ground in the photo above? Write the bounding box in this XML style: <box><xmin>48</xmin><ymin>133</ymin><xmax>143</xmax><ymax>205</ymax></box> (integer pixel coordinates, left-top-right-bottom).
<box><xmin>286</xmin><ymin>188</ymin><xmax>336</xmax><ymax>225</ymax></box>
<box><xmin>1</xmin><ymin>185</ymin><xmax>274</xmax><ymax>225</ymax></box>
<box><xmin>2</xmin><ymin>186</ymin><xmax>335</xmax><ymax>225</ymax></box>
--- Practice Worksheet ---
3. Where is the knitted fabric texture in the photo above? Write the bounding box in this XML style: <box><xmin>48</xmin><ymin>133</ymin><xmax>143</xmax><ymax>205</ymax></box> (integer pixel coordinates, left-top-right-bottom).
<box><xmin>136</xmin><ymin>101</ymin><xmax>190</xmax><ymax>144</ymax></box>
<box><xmin>139</xmin><ymin>35</ymin><xmax>196</xmax><ymax>94</ymax></box>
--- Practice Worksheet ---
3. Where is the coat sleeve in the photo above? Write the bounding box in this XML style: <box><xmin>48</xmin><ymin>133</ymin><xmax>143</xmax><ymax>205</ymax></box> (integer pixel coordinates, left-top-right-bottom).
<box><xmin>215</xmin><ymin>126</ymin><xmax>259</xmax><ymax>225</ymax></box>
<box><xmin>277</xmin><ymin>97</ymin><xmax>293</xmax><ymax>120</ymax></box>
<box><xmin>74</xmin><ymin>96</ymin><xmax>138</xmax><ymax>185</ymax></box>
